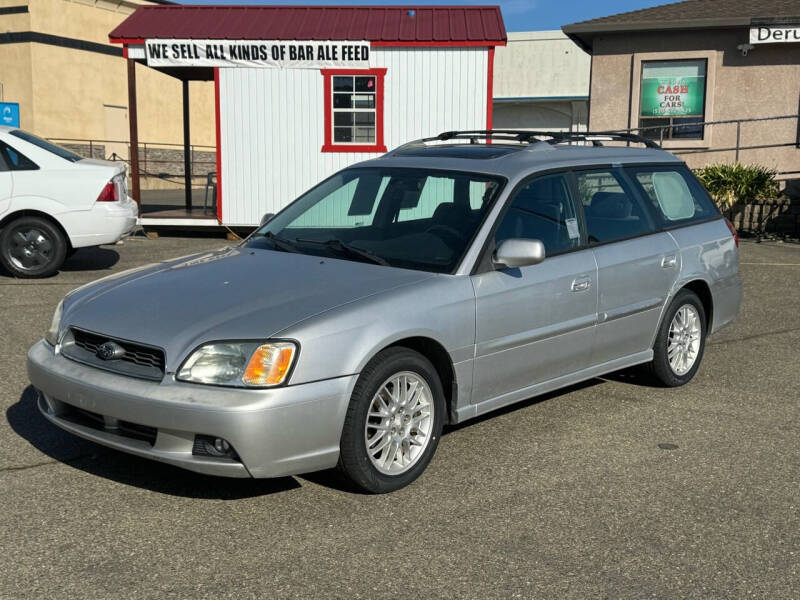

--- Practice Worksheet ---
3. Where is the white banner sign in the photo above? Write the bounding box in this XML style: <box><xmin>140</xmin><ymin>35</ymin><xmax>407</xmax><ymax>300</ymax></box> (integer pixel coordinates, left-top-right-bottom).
<box><xmin>749</xmin><ymin>25</ymin><xmax>800</xmax><ymax>44</ymax></box>
<box><xmin>144</xmin><ymin>39</ymin><xmax>371</xmax><ymax>69</ymax></box>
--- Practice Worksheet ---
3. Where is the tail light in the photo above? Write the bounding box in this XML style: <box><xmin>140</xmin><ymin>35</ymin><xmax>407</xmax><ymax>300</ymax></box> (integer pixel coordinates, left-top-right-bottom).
<box><xmin>725</xmin><ymin>218</ymin><xmax>739</xmax><ymax>248</ymax></box>
<box><xmin>96</xmin><ymin>181</ymin><xmax>117</xmax><ymax>202</ymax></box>
<box><xmin>96</xmin><ymin>174</ymin><xmax>125</xmax><ymax>203</ymax></box>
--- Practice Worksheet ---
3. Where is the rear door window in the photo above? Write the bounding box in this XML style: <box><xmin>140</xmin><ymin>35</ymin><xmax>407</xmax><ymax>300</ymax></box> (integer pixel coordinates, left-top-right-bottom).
<box><xmin>626</xmin><ymin>165</ymin><xmax>719</xmax><ymax>226</ymax></box>
<box><xmin>0</xmin><ymin>141</ymin><xmax>38</xmax><ymax>171</ymax></box>
<box><xmin>574</xmin><ymin>168</ymin><xmax>656</xmax><ymax>244</ymax></box>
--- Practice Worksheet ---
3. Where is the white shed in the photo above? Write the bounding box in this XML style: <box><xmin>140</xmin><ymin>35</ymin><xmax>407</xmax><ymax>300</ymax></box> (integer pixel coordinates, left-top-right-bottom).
<box><xmin>110</xmin><ymin>5</ymin><xmax>507</xmax><ymax>227</ymax></box>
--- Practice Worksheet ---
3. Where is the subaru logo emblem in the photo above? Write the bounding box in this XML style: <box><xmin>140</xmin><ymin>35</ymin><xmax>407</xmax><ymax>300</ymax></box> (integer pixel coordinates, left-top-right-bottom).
<box><xmin>97</xmin><ymin>341</ymin><xmax>125</xmax><ymax>361</ymax></box>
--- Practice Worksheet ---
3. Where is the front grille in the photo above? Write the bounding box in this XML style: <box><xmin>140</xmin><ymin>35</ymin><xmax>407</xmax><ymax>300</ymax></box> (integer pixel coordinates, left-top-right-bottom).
<box><xmin>59</xmin><ymin>404</ymin><xmax>158</xmax><ymax>446</ymax></box>
<box><xmin>61</xmin><ymin>328</ymin><xmax>166</xmax><ymax>381</ymax></box>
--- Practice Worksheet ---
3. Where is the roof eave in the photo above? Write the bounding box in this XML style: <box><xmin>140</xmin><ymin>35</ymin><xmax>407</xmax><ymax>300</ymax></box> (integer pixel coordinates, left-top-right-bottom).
<box><xmin>562</xmin><ymin>16</ymin><xmax>752</xmax><ymax>52</ymax></box>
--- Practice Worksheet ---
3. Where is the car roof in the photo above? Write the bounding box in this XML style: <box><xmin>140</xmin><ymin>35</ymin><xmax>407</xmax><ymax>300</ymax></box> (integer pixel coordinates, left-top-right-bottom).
<box><xmin>357</xmin><ymin>141</ymin><xmax>682</xmax><ymax>179</ymax></box>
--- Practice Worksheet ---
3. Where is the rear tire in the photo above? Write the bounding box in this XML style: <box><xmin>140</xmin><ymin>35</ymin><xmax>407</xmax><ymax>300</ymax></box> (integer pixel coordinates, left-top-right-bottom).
<box><xmin>338</xmin><ymin>347</ymin><xmax>445</xmax><ymax>493</ymax></box>
<box><xmin>648</xmin><ymin>289</ymin><xmax>707</xmax><ymax>387</ymax></box>
<box><xmin>0</xmin><ymin>216</ymin><xmax>67</xmax><ymax>278</ymax></box>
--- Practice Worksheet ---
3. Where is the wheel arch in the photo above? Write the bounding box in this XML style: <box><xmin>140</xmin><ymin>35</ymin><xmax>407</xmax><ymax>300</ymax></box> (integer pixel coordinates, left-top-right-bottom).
<box><xmin>650</xmin><ymin>277</ymin><xmax>715</xmax><ymax>349</ymax></box>
<box><xmin>0</xmin><ymin>209</ymin><xmax>72</xmax><ymax>250</ymax></box>
<box><xmin>381</xmin><ymin>336</ymin><xmax>457</xmax><ymax>425</ymax></box>
<box><xmin>679</xmin><ymin>279</ymin><xmax>714</xmax><ymax>332</ymax></box>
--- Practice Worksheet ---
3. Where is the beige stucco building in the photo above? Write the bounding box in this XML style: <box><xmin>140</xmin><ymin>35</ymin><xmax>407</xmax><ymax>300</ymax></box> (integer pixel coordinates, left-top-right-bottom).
<box><xmin>0</xmin><ymin>0</ymin><xmax>215</xmax><ymax>159</ymax></box>
<box><xmin>563</xmin><ymin>0</ymin><xmax>800</xmax><ymax>185</ymax></box>
<box><xmin>492</xmin><ymin>30</ymin><xmax>590</xmax><ymax>132</ymax></box>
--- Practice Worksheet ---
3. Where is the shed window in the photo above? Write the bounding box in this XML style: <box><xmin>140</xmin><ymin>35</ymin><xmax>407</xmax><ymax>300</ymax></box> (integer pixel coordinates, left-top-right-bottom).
<box><xmin>639</xmin><ymin>59</ymin><xmax>707</xmax><ymax>140</ymax></box>
<box><xmin>321</xmin><ymin>68</ymin><xmax>387</xmax><ymax>153</ymax></box>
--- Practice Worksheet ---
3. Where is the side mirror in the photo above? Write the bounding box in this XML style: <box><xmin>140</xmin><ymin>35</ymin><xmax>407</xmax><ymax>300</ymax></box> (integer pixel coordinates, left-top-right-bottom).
<box><xmin>260</xmin><ymin>213</ymin><xmax>275</xmax><ymax>227</ymax></box>
<box><xmin>493</xmin><ymin>238</ymin><xmax>546</xmax><ymax>268</ymax></box>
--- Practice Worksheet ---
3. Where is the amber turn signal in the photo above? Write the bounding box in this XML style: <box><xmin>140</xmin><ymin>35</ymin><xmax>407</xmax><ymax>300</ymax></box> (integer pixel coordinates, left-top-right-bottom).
<box><xmin>242</xmin><ymin>342</ymin><xmax>296</xmax><ymax>386</ymax></box>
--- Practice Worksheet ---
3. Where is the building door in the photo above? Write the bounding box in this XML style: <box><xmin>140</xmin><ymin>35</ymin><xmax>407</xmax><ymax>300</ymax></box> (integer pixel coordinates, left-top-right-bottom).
<box><xmin>103</xmin><ymin>104</ymin><xmax>129</xmax><ymax>161</ymax></box>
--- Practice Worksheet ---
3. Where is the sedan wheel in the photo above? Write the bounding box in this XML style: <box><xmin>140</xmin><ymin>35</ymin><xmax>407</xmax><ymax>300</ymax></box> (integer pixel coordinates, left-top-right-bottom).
<box><xmin>9</xmin><ymin>227</ymin><xmax>54</xmax><ymax>271</ymax></box>
<box><xmin>365</xmin><ymin>371</ymin><xmax>435</xmax><ymax>476</ymax></box>
<box><xmin>0</xmin><ymin>216</ymin><xmax>67</xmax><ymax>278</ymax></box>
<box><xmin>338</xmin><ymin>347</ymin><xmax>445</xmax><ymax>493</ymax></box>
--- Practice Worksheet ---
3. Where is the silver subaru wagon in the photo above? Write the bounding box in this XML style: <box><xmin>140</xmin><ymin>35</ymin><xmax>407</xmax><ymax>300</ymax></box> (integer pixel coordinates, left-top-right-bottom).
<box><xmin>28</xmin><ymin>130</ymin><xmax>741</xmax><ymax>493</ymax></box>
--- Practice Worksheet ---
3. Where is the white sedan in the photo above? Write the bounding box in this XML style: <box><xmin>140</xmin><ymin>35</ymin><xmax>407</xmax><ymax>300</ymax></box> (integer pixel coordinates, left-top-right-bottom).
<box><xmin>0</xmin><ymin>126</ymin><xmax>138</xmax><ymax>278</ymax></box>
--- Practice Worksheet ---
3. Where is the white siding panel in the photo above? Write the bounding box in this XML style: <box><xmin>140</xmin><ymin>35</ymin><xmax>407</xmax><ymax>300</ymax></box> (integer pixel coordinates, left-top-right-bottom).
<box><xmin>220</xmin><ymin>47</ymin><xmax>488</xmax><ymax>226</ymax></box>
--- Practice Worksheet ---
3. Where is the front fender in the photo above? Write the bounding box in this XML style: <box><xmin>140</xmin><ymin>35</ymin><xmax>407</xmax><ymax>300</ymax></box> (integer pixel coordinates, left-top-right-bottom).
<box><xmin>276</xmin><ymin>275</ymin><xmax>476</xmax><ymax>386</ymax></box>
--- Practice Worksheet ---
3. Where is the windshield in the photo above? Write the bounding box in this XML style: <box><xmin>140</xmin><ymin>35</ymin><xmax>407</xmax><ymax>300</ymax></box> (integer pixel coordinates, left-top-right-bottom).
<box><xmin>245</xmin><ymin>167</ymin><xmax>505</xmax><ymax>273</ymax></box>
<box><xmin>9</xmin><ymin>130</ymin><xmax>83</xmax><ymax>162</ymax></box>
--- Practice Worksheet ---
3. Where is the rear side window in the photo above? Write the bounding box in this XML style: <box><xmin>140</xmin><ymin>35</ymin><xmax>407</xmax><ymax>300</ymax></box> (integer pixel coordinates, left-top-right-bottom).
<box><xmin>626</xmin><ymin>165</ymin><xmax>719</xmax><ymax>225</ymax></box>
<box><xmin>0</xmin><ymin>141</ymin><xmax>38</xmax><ymax>171</ymax></box>
<box><xmin>495</xmin><ymin>173</ymin><xmax>581</xmax><ymax>256</ymax></box>
<box><xmin>574</xmin><ymin>169</ymin><xmax>656</xmax><ymax>244</ymax></box>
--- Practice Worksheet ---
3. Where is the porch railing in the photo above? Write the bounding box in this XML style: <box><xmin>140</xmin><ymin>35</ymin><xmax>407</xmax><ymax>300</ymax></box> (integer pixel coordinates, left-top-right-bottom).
<box><xmin>46</xmin><ymin>137</ymin><xmax>216</xmax><ymax>183</ymax></box>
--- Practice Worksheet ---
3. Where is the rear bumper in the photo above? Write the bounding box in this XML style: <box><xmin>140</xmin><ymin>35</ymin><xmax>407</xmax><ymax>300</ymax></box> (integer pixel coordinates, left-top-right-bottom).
<box><xmin>27</xmin><ymin>340</ymin><xmax>356</xmax><ymax>478</ymax></box>
<box><xmin>69</xmin><ymin>197</ymin><xmax>138</xmax><ymax>248</ymax></box>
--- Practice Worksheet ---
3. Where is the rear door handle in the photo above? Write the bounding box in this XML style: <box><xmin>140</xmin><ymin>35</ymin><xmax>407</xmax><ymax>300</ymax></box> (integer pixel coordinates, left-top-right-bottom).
<box><xmin>571</xmin><ymin>277</ymin><xmax>591</xmax><ymax>292</ymax></box>
<box><xmin>661</xmin><ymin>255</ymin><xmax>677</xmax><ymax>268</ymax></box>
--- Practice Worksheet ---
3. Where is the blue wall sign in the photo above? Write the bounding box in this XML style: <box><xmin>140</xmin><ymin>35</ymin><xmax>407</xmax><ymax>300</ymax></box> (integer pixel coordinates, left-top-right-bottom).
<box><xmin>0</xmin><ymin>102</ymin><xmax>20</xmax><ymax>128</ymax></box>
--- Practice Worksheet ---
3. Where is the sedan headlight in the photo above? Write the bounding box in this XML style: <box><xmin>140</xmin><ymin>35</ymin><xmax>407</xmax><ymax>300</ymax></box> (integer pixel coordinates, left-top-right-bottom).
<box><xmin>44</xmin><ymin>300</ymin><xmax>64</xmax><ymax>346</ymax></box>
<box><xmin>176</xmin><ymin>341</ymin><xmax>297</xmax><ymax>387</ymax></box>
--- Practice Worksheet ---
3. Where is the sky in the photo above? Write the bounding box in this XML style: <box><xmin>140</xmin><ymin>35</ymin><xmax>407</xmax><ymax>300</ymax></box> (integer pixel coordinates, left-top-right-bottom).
<box><xmin>183</xmin><ymin>0</ymin><xmax>679</xmax><ymax>32</ymax></box>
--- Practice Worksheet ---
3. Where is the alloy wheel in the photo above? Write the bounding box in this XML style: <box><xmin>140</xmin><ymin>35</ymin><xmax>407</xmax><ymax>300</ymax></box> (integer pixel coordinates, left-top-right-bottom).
<box><xmin>667</xmin><ymin>304</ymin><xmax>702</xmax><ymax>375</ymax></box>
<box><xmin>364</xmin><ymin>371</ymin><xmax>434</xmax><ymax>475</ymax></box>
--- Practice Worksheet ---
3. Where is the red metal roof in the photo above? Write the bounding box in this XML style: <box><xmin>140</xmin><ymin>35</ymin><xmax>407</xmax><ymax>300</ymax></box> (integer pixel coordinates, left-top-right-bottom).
<box><xmin>109</xmin><ymin>5</ymin><xmax>506</xmax><ymax>46</ymax></box>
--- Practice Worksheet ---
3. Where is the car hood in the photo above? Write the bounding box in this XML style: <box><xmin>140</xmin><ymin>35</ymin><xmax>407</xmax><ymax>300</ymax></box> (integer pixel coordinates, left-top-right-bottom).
<box><xmin>63</xmin><ymin>247</ymin><xmax>433</xmax><ymax>370</ymax></box>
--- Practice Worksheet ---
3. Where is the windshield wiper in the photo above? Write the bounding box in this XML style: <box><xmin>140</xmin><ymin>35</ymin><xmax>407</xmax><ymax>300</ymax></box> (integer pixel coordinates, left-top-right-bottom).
<box><xmin>295</xmin><ymin>238</ymin><xmax>389</xmax><ymax>266</ymax></box>
<box><xmin>254</xmin><ymin>231</ymin><xmax>302</xmax><ymax>254</ymax></box>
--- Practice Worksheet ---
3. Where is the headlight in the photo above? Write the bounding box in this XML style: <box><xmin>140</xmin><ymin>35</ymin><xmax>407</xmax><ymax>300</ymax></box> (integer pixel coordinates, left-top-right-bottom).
<box><xmin>44</xmin><ymin>300</ymin><xmax>64</xmax><ymax>346</ymax></box>
<box><xmin>176</xmin><ymin>341</ymin><xmax>297</xmax><ymax>387</ymax></box>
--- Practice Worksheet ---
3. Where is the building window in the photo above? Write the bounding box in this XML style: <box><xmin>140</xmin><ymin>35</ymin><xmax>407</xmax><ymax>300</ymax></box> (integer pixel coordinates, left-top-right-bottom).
<box><xmin>321</xmin><ymin>68</ymin><xmax>387</xmax><ymax>153</ymax></box>
<box><xmin>639</xmin><ymin>59</ymin><xmax>707</xmax><ymax>140</ymax></box>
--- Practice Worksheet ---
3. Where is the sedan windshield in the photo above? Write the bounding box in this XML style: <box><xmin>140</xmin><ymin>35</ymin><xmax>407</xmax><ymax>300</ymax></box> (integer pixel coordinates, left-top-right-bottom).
<box><xmin>245</xmin><ymin>167</ymin><xmax>505</xmax><ymax>273</ymax></box>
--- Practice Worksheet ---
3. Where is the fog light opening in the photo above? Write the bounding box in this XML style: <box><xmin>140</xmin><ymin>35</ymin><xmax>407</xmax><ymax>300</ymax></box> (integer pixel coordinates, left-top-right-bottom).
<box><xmin>193</xmin><ymin>434</ymin><xmax>239</xmax><ymax>460</ymax></box>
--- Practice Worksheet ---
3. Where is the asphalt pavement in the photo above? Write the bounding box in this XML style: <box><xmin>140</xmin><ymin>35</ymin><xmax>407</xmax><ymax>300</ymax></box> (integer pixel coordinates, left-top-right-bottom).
<box><xmin>0</xmin><ymin>235</ymin><xmax>798</xmax><ymax>598</ymax></box>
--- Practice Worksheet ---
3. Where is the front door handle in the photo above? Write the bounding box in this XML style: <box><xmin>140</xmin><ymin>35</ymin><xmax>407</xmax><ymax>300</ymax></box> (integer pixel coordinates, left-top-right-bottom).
<box><xmin>571</xmin><ymin>277</ymin><xmax>591</xmax><ymax>292</ymax></box>
<box><xmin>661</xmin><ymin>255</ymin><xmax>677</xmax><ymax>268</ymax></box>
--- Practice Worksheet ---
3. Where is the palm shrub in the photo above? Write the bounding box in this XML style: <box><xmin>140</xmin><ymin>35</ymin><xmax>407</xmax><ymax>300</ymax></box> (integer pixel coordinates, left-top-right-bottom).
<box><xmin>693</xmin><ymin>163</ymin><xmax>780</xmax><ymax>209</ymax></box>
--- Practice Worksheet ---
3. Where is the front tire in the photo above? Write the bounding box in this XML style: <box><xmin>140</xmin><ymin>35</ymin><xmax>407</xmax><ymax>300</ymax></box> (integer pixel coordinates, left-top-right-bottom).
<box><xmin>648</xmin><ymin>289</ymin><xmax>707</xmax><ymax>387</ymax></box>
<box><xmin>338</xmin><ymin>347</ymin><xmax>445</xmax><ymax>493</ymax></box>
<box><xmin>0</xmin><ymin>216</ymin><xmax>67</xmax><ymax>278</ymax></box>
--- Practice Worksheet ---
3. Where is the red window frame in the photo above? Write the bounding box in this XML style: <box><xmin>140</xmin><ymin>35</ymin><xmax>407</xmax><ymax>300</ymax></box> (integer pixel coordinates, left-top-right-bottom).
<box><xmin>321</xmin><ymin>68</ymin><xmax>387</xmax><ymax>153</ymax></box>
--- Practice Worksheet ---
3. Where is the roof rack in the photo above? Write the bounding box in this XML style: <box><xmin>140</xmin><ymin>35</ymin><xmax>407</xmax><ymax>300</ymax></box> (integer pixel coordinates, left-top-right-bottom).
<box><xmin>388</xmin><ymin>129</ymin><xmax>661</xmax><ymax>154</ymax></box>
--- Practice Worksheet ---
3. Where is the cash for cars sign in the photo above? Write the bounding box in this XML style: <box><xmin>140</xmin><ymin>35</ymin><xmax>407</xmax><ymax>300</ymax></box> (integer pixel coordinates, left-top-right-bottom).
<box><xmin>640</xmin><ymin>74</ymin><xmax>704</xmax><ymax>117</ymax></box>
<box><xmin>145</xmin><ymin>39</ymin><xmax>371</xmax><ymax>69</ymax></box>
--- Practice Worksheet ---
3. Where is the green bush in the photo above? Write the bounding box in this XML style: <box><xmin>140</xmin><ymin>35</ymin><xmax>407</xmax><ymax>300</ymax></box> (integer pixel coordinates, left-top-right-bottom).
<box><xmin>693</xmin><ymin>163</ymin><xmax>780</xmax><ymax>209</ymax></box>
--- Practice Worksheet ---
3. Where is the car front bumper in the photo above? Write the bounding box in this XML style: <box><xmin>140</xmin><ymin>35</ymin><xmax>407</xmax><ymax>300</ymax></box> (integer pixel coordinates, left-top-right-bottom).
<box><xmin>27</xmin><ymin>340</ymin><xmax>357</xmax><ymax>478</ymax></box>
